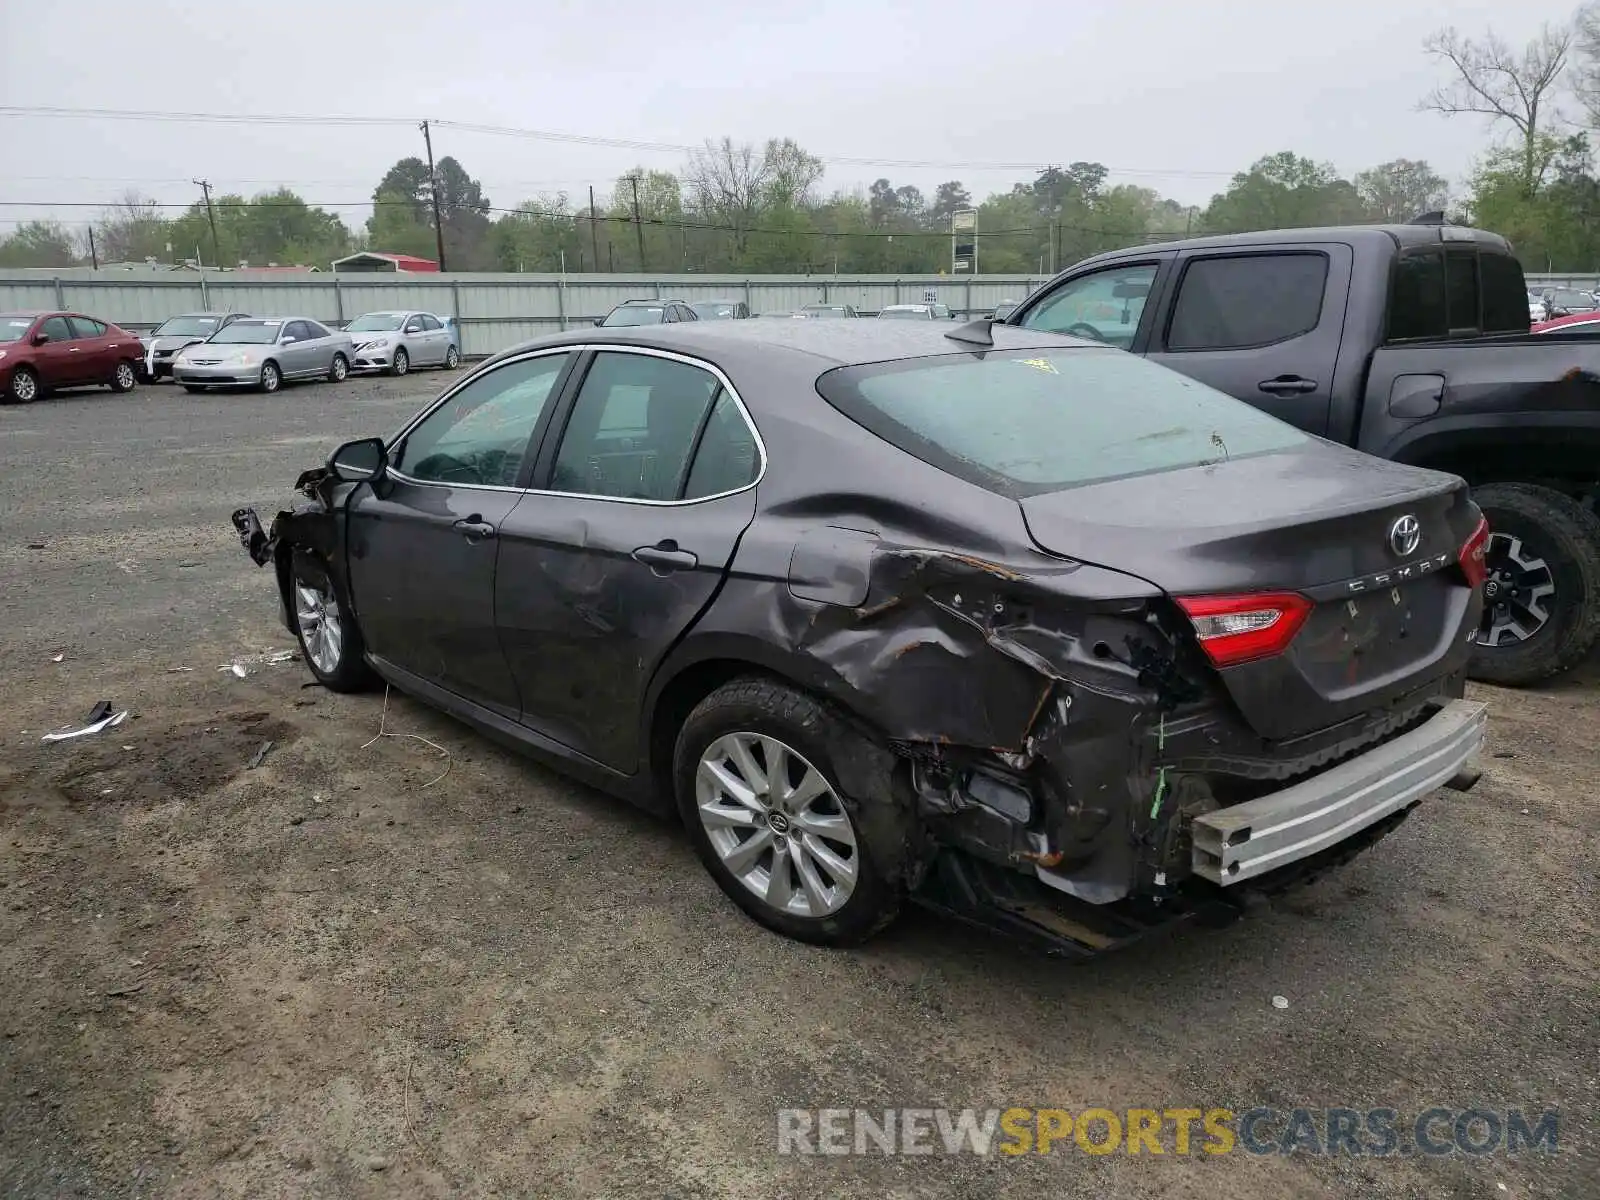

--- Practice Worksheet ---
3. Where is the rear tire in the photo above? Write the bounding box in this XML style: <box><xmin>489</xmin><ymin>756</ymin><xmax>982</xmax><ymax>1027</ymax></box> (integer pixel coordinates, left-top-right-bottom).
<box><xmin>6</xmin><ymin>366</ymin><xmax>39</xmax><ymax>404</ymax></box>
<box><xmin>1469</xmin><ymin>483</ymin><xmax>1600</xmax><ymax>685</ymax></box>
<box><xmin>328</xmin><ymin>352</ymin><xmax>348</xmax><ymax>382</ymax></box>
<box><xmin>673</xmin><ymin>677</ymin><xmax>903</xmax><ymax>946</ymax></box>
<box><xmin>390</xmin><ymin>347</ymin><xmax>409</xmax><ymax>377</ymax></box>
<box><xmin>258</xmin><ymin>360</ymin><xmax>282</xmax><ymax>394</ymax></box>
<box><xmin>443</xmin><ymin>344</ymin><xmax>460</xmax><ymax>370</ymax></box>
<box><xmin>110</xmin><ymin>360</ymin><xmax>137</xmax><ymax>393</ymax></box>
<box><xmin>289</xmin><ymin>554</ymin><xmax>375</xmax><ymax>693</ymax></box>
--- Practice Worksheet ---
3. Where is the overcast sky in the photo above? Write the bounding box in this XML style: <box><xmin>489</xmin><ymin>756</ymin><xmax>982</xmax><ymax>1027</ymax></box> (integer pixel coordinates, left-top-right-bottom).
<box><xmin>0</xmin><ymin>0</ymin><xmax>1585</xmax><ymax>235</ymax></box>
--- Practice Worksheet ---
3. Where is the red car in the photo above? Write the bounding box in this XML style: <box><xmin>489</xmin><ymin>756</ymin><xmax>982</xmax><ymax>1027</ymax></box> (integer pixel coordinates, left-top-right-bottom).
<box><xmin>1531</xmin><ymin>311</ymin><xmax>1600</xmax><ymax>334</ymax></box>
<box><xmin>0</xmin><ymin>310</ymin><xmax>143</xmax><ymax>403</ymax></box>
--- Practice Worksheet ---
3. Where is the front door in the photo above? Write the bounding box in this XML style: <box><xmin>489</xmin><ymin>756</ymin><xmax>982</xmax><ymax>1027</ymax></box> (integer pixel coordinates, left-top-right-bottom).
<box><xmin>278</xmin><ymin>321</ymin><xmax>317</xmax><ymax>378</ymax></box>
<box><xmin>343</xmin><ymin>349</ymin><xmax>577</xmax><ymax>715</ymax></box>
<box><xmin>496</xmin><ymin>348</ymin><xmax>762</xmax><ymax>772</ymax></box>
<box><xmin>31</xmin><ymin>315</ymin><xmax>83</xmax><ymax>386</ymax></box>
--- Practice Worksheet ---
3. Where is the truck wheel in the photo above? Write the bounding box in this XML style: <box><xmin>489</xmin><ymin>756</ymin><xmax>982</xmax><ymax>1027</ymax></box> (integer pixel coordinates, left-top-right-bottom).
<box><xmin>674</xmin><ymin>678</ymin><xmax>902</xmax><ymax>946</ymax></box>
<box><xmin>1469</xmin><ymin>483</ymin><xmax>1600</xmax><ymax>685</ymax></box>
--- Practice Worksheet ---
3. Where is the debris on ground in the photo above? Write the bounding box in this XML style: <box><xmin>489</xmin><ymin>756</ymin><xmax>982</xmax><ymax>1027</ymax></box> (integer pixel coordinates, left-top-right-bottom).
<box><xmin>42</xmin><ymin>703</ymin><xmax>129</xmax><ymax>743</ymax></box>
<box><xmin>166</xmin><ymin>667</ymin><xmax>195</xmax><ymax>674</ymax></box>
<box><xmin>247</xmin><ymin>740</ymin><xmax>275</xmax><ymax>770</ymax></box>
<box><xmin>221</xmin><ymin>650</ymin><xmax>299</xmax><ymax>679</ymax></box>
<box><xmin>228</xmin><ymin>664</ymin><xmax>248</xmax><ymax>679</ymax></box>
<box><xmin>51</xmin><ymin>653</ymin><xmax>65</xmax><ymax>663</ymax></box>
<box><xmin>1271</xmin><ymin>995</ymin><xmax>1290</xmax><ymax>1010</ymax></box>
<box><xmin>362</xmin><ymin>684</ymin><xmax>452</xmax><ymax>789</ymax></box>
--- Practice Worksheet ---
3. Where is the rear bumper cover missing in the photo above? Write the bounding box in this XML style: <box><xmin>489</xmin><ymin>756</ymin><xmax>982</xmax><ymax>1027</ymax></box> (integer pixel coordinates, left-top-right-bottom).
<box><xmin>1191</xmin><ymin>699</ymin><xmax>1487</xmax><ymax>885</ymax></box>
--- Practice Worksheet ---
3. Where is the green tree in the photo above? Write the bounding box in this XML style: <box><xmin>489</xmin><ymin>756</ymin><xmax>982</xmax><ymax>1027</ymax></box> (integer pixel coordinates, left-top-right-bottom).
<box><xmin>1200</xmin><ymin>152</ymin><xmax>1366</xmax><ymax>233</ymax></box>
<box><xmin>1355</xmin><ymin>159</ymin><xmax>1450</xmax><ymax>222</ymax></box>
<box><xmin>369</xmin><ymin>155</ymin><xmax>492</xmax><ymax>268</ymax></box>
<box><xmin>0</xmin><ymin>221</ymin><xmax>80</xmax><ymax>268</ymax></box>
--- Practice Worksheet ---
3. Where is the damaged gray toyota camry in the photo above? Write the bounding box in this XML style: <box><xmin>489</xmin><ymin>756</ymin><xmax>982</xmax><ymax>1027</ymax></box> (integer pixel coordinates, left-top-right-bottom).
<box><xmin>232</xmin><ymin>317</ymin><xmax>1490</xmax><ymax>956</ymax></box>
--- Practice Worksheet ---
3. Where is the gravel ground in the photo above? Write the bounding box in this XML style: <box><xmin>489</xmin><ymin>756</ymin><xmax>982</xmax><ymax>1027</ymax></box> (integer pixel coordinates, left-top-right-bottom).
<box><xmin>0</xmin><ymin>374</ymin><xmax>1596</xmax><ymax>1199</ymax></box>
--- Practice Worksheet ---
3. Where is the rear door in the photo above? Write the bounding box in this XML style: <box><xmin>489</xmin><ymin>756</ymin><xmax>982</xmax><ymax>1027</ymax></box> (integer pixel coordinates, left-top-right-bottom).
<box><xmin>1143</xmin><ymin>245</ymin><xmax>1353</xmax><ymax>436</ymax></box>
<box><xmin>494</xmin><ymin>347</ymin><xmax>762</xmax><ymax>771</ymax></box>
<box><xmin>343</xmin><ymin>348</ymin><xmax>577</xmax><ymax>715</ymax></box>
<box><xmin>419</xmin><ymin>313</ymin><xmax>447</xmax><ymax>363</ymax></box>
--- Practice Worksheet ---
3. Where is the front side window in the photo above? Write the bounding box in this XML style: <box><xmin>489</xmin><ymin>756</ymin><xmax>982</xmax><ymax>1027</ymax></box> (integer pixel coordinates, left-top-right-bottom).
<box><xmin>550</xmin><ymin>352</ymin><xmax>721</xmax><ymax>501</ymax></box>
<box><xmin>394</xmin><ymin>352</ymin><xmax>571</xmax><ymax>487</ymax></box>
<box><xmin>817</xmin><ymin>347</ymin><xmax>1306</xmax><ymax>498</ymax></box>
<box><xmin>1165</xmin><ymin>254</ymin><xmax>1327</xmax><ymax>351</ymax></box>
<box><xmin>40</xmin><ymin>316</ymin><xmax>73</xmax><ymax>342</ymax></box>
<box><xmin>1021</xmin><ymin>264</ymin><xmax>1157</xmax><ymax>349</ymax></box>
<box><xmin>69</xmin><ymin>316</ymin><xmax>107</xmax><ymax>338</ymax></box>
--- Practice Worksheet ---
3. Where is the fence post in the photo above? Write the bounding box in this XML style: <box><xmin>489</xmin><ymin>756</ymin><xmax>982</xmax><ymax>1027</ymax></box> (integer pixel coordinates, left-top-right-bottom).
<box><xmin>53</xmin><ymin>277</ymin><xmax>64</xmax><ymax>309</ymax></box>
<box><xmin>895</xmin><ymin>279</ymin><xmax>903</xmax><ymax>303</ymax></box>
<box><xmin>964</xmin><ymin>278</ymin><xmax>972</xmax><ymax>319</ymax></box>
<box><xmin>333</xmin><ymin>276</ymin><xmax>344</xmax><ymax>324</ymax></box>
<box><xmin>451</xmin><ymin>279</ymin><xmax>464</xmax><ymax>354</ymax></box>
<box><xmin>822</xmin><ymin>280</ymin><xmax>830</xmax><ymax>302</ymax></box>
<box><xmin>744</xmin><ymin>279</ymin><xmax>752</xmax><ymax>310</ymax></box>
<box><xmin>557</xmin><ymin>276</ymin><xmax>567</xmax><ymax>332</ymax></box>
<box><xmin>653</xmin><ymin>280</ymin><xmax>662</xmax><ymax>299</ymax></box>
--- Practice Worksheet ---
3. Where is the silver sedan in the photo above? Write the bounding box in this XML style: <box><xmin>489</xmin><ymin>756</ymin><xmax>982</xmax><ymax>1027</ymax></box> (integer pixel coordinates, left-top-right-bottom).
<box><xmin>172</xmin><ymin>317</ymin><xmax>355</xmax><ymax>394</ymax></box>
<box><xmin>344</xmin><ymin>310</ymin><xmax>460</xmax><ymax>376</ymax></box>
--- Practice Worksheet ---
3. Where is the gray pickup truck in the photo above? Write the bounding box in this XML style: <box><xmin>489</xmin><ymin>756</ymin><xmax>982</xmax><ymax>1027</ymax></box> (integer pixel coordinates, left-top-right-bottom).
<box><xmin>1006</xmin><ymin>218</ymin><xmax>1600</xmax><ymax>685</ymax></box>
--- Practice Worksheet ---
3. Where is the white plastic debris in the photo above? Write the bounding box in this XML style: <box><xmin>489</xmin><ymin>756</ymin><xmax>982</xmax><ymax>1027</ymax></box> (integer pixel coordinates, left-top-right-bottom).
<box><xmin>42</xmin><ymin>710</ymin><xmax>128</xmax><ymax>742</ymax></box>
<box><xmin>230</xmin><ymin>664</ymin><xmax>248</xmax><ymax>679</ymax></box>
<box><xmin>51</xmin><ymin>653</ymin><xmax>65</xmax><ymax>663</ymax></box>
<box><xmin>1271</xmin><ymin>995</ymin><xmax>1290</xmax><ymax>1010</ymax></box>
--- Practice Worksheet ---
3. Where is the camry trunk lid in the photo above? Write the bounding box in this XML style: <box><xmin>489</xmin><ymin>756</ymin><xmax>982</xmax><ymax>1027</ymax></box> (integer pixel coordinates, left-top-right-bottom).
<box><xmin>1019</xmin><ymin>444</ymin><xmax>1483</xmax><ymax>741</ymax></box>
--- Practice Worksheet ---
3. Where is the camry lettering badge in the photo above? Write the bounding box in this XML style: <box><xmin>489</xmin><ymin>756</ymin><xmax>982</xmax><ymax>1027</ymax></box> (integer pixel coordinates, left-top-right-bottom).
<box><xmin>1388</xmin><ymin>514</ymin><xmax>1421</xmax><ymax>557</ymax></box>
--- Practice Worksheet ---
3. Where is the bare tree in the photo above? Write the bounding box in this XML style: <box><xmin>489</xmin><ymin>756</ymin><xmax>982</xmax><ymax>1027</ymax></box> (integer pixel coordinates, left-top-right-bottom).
<box><xmin>1355</xmin><ymin>159</ymin><xmax>1451</xmax><ymax>223</ymax></box>
<box><xmin>1421</xmin><ymin>24</ymin><xmax>1573</xmax><ymax>196</ymax></box>
<box><xmin>1574</xmin><ymin>3</ymin><xmax>1600</xmax><ymax>127</ymax></box>
<box><xmin>682</xmin><ymin>137</ymin><xmax>823</xmax><ymax>260</ymax></box>
<box><xmin>95</xmin><ymin>190</ymin><xmax>171</xmax><ymax>263</ymax></box>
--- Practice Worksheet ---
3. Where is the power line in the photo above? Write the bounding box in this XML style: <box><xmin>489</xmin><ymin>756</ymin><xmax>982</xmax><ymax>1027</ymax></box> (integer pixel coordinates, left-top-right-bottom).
<box><xmin>0</xmin><ymin>104</ymin><xmax>1238</xmax><ymax>178</ymax></box>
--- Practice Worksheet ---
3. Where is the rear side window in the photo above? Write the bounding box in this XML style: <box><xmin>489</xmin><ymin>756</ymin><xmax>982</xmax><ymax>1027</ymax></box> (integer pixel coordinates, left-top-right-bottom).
<box><xmin>1165</xmin><ymin>253</ymin><xmax>1328</xmax><ymax>351</ymax></box>
<box><xmin>817</xmin><ymin>348</ymin><xmax>1306</xmax><ymax>498</ymax></box>
<box><xmin>684</xmin><ymin>391</ymin><xmax>760</xmax><ymax>499</ymax></box>
<box><xmin>1480</xmin><ymin>252</ymin><xmax>1530</xmax><ymax>333</ymax></box>
<box><xmin>550</xmin><ymin>352</ymin><xmax>723</xmax><ymax>501</ymax></box>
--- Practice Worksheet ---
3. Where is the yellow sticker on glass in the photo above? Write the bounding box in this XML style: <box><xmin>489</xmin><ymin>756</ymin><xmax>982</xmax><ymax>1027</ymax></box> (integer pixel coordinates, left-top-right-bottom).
<box><xmin>1017</xmin><ymin>357</ymin><xmax>1058</xmax><ymax>374</ymax></box>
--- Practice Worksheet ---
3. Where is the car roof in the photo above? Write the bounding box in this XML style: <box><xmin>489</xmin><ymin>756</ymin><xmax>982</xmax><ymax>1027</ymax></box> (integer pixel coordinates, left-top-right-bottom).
<box><xmin>0</xmin><ymin>311</ymin><xmax>49</xmax><ymax>320</ymax></box>
<box><xmin>1066</xmin><ymin>223</ymin><xmax>1514</xmax><ymax>274</ymax></box>
<box><xmin>494</xmin><ymin>316</ymin><xmax>1085</xmax><ymax>371</ymax></box>
<box><xmin>617</xmin><ymin>298</ymin><xmax>674</xmax><ymax>306</ymax></box>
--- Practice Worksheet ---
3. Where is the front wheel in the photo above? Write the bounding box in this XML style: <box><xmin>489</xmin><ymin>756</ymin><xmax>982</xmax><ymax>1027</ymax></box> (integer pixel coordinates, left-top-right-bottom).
<box><xmin>258</xmin><ymin>360</ymin><xmax>282</xmax><ymax>394</ymax></box>
<box><xmin>110</xmin><ymin>360</ymin><xmax>137</xmax><ymax>393</ymax></box>
<box><xmin>390</xmin><ymin>347</ymin><xmax>409</xmax><ymax>377</ymax></box>
<box><xmin>328</xmin><ymin>352</ymin><xmax>348</xmax><ymax>382</ymax></box>
<box><xmin>7</xmin><ymin>366</ymin><xmax>39</xmax><ymax>404</ymax></box>
<box><xmin>1469</xmin><ymin>483</ymin><xmax>1600</xmax><ymax>685</ymax></box>
<box><xmin>674</xmin><ymin>678</ymin><xmax>903</xmax><ymax>946</ymax></box>
<box><xmin>290</xmin><ymin>556</ymin><xmax>374</xmax><ymax>692</ymax></box>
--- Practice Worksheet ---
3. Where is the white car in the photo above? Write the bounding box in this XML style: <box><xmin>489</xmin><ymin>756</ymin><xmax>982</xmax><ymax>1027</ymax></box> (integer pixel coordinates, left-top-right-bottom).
<box><xmin>345</xmin><ymin>311</ymin><xmax>460</xmax><ymax>376</ymax></box>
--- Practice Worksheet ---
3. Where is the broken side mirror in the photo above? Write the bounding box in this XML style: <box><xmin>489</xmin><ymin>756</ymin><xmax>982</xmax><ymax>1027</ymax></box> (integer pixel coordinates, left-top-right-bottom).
<box><xmin>329</xmin><ymin>436</ymin><xmax>387</xmax><ymax>483</ymax></box>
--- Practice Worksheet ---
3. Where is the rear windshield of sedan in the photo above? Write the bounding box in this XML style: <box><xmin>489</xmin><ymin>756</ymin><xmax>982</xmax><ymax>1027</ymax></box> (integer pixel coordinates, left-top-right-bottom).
<box><xmin>208</xmin><ymin>320</ymin><xmax>282</xmax><ymax>344</ymax></box>
<box><xmin>153</xmin><ymin>316</ymin><xmax>220</xmax><ymax>336</ymax></box>
<box><xmin>0</xmin><ymin>318</ymin><xmax>32</xmax><ymax>342</ymax></box>
<box><xmin>878</xmin><ymin>307</ymin><xmax>929</xmax><ymax>319</ymax></box>
<box><xmin>602</xmin><ymin>307</ymin><xmax>665</xmax><ymax>326</ymax></box>
<box><xmin>816</xmin><ymin>348</ymin><xmax>1307</xmax><ymax>498</ymax></box>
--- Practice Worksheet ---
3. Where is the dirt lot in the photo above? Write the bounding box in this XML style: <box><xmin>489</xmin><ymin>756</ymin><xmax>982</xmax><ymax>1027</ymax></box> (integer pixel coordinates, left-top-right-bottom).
<box><xmin>0</xmin><ymin>373</ymin><xmax>1596</xmax><ymax>1199</ymax></box>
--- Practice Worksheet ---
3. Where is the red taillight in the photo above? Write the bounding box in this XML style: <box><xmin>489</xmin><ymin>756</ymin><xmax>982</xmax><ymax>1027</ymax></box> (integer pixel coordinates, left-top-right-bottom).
<box><xmin>1459</xmin><ymin>514</ymin><xmax>1490</xmax><ymax>589</ymax></box>
<box><xmin>1176</xmin><ymin>592</ymin><xmax>1313</xmax><ymax>668</ymax></box>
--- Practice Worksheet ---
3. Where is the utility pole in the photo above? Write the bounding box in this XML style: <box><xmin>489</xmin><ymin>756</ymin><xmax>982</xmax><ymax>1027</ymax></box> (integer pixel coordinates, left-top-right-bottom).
<box><xmin>588</xmin><ymin>185</ymin><xmax>600</xmax><ymax>272</ymax></box>
<box><xmin>192</xmin><ymin>179</ymin><xmax>221</xmax><ymax>267</ymax></box>
<box><xmin>419</xmin><ymin>120</ymin><xmax>448</xmax><ymax>271</ymax></box>
<box><xmin>87</xmin><ymin>224</ymin><xmax>99</xmax><ymax>270</ymax></box>
<box><xmin>628</xmin><ymin>173</ymin><xmax>648</xmax><ymax>272</ymax></box>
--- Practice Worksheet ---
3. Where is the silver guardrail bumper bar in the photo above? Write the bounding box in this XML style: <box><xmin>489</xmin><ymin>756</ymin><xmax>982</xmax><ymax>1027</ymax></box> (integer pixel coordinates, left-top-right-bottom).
<box><xmin>1192</xmin><ymin>699</ymin><xmax>1487</xmax><ymax>886</ymax></box>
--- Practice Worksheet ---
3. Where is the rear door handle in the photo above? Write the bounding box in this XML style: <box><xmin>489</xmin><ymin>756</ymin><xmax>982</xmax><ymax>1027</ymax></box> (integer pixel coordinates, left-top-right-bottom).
<box><xmin>632</xmin><ymin>541</ymin><xmax>699</xmax><ymax>571</ymax></box>
<box><xmin>1258</xmin><ymin>375</ymin><xmax>1318</xmax><ymax>395</ymax></box>
<box><xmin>452</xmin><ymin>516</ymin><xmax>497</xmax><ymax>541</ymax></box>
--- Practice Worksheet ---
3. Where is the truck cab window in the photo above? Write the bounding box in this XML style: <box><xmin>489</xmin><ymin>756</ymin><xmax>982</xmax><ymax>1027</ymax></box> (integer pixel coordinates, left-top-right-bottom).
<box><xmin>1165</xmin><ymin>253</ymin><xmax>1328</xmax><ymax>351</ymax></box>
<box><xmin>1445</xmin><ymin>248</ymin><xmax>1480</xmax><ymax>333</ymax></box>
<box><xmin>1387</xmin><ymin>252</ymin><xmax>1448</xmax><ymax>341</ymax></box>
<box><xmin>1480</xmin><ymin>252</ymin><xmax>1531</xmax><ymax>333</ymax></box>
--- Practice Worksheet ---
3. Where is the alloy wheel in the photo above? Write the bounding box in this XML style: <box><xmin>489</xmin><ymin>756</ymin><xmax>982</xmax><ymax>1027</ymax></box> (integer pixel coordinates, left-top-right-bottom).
<box><xmin>261</xmin><ymin>363</ymin><xmax>281</xmax><ymax>393</ymax></box>
<box><xmin>445</xmin><ymin>345</ymin><xmax>459</xmax><ymax>368</ymax></box>
<box><xmin>695</xmin><ymin>732</ymin><xmax>858</xmax><ymax>918</ymax></box>
<box><xmin>1477</xmin><ymin>532</ymin><xmax>1557</xmax><ymax>646</ymax></box>
<box><xmin>11</xmin><ymin>370</ymin><xmax>37</xmax><ymax>402</ymax></box>
<box><xmin>331</xmin><ymin>355</ymin><xmax>348</xmax><ymax>381</ymax></box>
<box><xmin>114</xmin><ymin>362</ymin><xmax>135</xmax><ymax>390</ymax></box>
<box><xmin>294</xmin><ymin>580</ymin><xmax>344</xmax><ymax>674</ymax></box>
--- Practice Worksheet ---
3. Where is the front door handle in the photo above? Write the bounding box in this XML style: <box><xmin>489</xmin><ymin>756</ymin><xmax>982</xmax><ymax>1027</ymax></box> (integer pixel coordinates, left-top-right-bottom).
<box><xmin>1258</xmin><ymin>375</ymin><xmax>1318</xmax><ymax>395</ymax></box>
<box><xmin>452</xmin><ymin>516</ymin><xmax>497</xmax><ymax>542</ymax></box>
<box><xmin>632</xmin><ymin>541</ymin><xmax>699</xmax><ymax>572</ymax></box>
